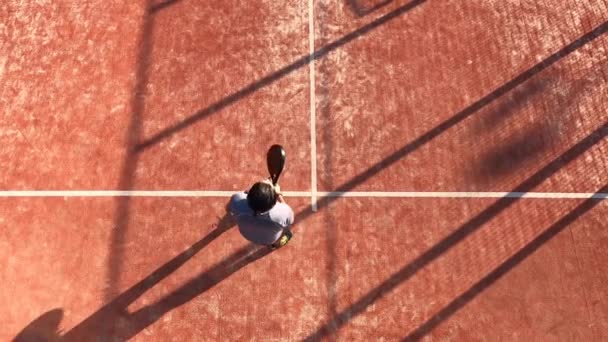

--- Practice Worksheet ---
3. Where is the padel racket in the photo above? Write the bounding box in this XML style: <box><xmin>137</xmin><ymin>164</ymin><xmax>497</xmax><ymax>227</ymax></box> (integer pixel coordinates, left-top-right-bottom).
<box><xmin>267</xmin><ymin>144</ymin><xmax>286</xmax><ymax>185</ymax></box>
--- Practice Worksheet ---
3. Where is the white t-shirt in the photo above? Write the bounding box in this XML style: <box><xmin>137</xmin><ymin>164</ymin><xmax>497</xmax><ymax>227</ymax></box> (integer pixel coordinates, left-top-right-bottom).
<box><xmin>229</xmin><ymin>192</ymin><xmax>294</xmax><ymax>245</ymax></box>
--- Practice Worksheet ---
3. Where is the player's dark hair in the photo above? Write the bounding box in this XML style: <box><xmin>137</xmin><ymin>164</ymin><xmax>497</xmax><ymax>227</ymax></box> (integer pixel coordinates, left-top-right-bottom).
<box><xmin>247</xmin><ymin>182</ymin><xmax>277</xmax><ymax>214</ymax></box>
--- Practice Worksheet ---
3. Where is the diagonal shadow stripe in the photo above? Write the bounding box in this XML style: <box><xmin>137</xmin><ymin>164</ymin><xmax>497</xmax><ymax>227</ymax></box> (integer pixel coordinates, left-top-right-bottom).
<box><xmin>324</xmin><ymin>20</ymin><xmax>608</xmax><ymax>195</ymax></box>
<box><xmin>347</xmin><ymin>0</ymin><xmax>393</xmax><ymax>17</ymax></box>
<box><xmin>402</xmin><ymin>184</ymin><xmax>608</xmax><ymax>341</ymax></box>
<box><xmin>302</xmin><ymin>122</ymin><xmax>608</xmax><ymax>340</ymax></box>
<box><xmin>149</xmin><ymin>0</ymin><xmax>183</xmax><ymax>13</ymax></box>
<box><xmin>134</xmin><ymin>0</ymin><xmax>427</xmax><ymax>151</ymax></box>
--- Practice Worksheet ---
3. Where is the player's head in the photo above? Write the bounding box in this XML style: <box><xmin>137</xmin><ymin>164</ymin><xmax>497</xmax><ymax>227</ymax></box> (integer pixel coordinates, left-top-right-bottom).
<box><xmin>247</xmin><ymin>180</ymin><xmax>277</xmax><ymax>214</ymax></box>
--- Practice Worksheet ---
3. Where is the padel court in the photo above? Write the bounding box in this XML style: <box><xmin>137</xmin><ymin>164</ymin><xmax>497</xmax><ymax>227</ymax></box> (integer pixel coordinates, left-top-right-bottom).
<box><xmin>2</xmin><ymin>0</ymin><xmax>608</xmax><ymax>340</ymax></box>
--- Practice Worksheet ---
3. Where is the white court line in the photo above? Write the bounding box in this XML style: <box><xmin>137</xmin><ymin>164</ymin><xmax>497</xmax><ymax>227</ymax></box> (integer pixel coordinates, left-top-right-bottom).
<box><xmin>317</xmin><ymin>191</ymin><xmax>608</xmax><ymax>199</ymax></box>
<box><xmin>308</xmin><ymin>0</ymin><xmax>318</xmax><ymax>212</ymax></box>
<box><xmin>0</xmin><ymin>190</ymin><xmax>606</xmax><ymax>199</ymax></box>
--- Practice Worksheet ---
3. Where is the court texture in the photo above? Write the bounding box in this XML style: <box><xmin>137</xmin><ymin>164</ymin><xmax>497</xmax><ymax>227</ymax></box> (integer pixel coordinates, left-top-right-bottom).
<box><xmin>1</xmin><ymin>0</ymin><xmax>608</xmax><ymax>340</ymax></box>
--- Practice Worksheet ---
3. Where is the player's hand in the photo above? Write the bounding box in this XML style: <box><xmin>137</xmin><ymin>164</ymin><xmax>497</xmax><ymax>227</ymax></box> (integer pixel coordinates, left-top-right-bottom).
<box><xmin>274</xmin><ymin>183</ymin><xmax>281</xmax><ymax>195</ymax></box>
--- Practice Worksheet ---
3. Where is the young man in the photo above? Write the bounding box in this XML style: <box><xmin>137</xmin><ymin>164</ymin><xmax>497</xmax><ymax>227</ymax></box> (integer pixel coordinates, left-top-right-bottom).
<box><xmin>229</xmin><ymin>179</ymin><xmax>294</xmax><ymax>249</ymax></box>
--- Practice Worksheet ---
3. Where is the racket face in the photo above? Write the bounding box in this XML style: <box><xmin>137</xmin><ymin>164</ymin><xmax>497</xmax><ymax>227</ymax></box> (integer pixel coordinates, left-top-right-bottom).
<box><xmin>267</xmin><ymin>144</ymin><xmax>286</xmax><ymax>184</ymax></box>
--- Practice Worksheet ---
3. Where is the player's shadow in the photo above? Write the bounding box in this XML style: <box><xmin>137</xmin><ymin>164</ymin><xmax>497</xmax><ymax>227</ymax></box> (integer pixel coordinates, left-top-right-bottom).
<box><xmin>63</xmin><ymin>212</ymin><xmax>271</xmax><ymax>341</ymax></box>
<box><xmin>14</xmin><ymin>213</ymin><xmax>272</xmax><ymax>342</ymax></box>
<box><xmin>347</xmin><ymin>0</ymin><xmax>393</xmax><ymax>17</ymax></box>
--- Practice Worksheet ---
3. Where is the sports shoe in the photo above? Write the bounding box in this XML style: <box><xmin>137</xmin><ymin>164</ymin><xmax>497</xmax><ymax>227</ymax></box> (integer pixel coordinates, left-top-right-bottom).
<box><xmin>271</xmin><ymin>230</ymin><xmax>293</xmax><ymax>249</ymax></box>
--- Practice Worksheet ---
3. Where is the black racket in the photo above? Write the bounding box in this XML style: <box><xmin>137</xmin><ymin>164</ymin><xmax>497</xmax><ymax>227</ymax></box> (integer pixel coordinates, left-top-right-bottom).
<box><xmin>267</xmin><ymin>144</ymin><xmax>286</xmax><ymax>186</ymax></box>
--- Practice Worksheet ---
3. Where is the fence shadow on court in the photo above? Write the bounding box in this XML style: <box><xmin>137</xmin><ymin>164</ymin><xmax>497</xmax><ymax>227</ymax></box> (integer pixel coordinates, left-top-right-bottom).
<box><xmin>133</xmin><ymin>0</ymin><xmax>428</xmax><ymax>151</ymax></box>
<box><xmin>402</xmin><ymin>183</ymin><xmax>607</xmax><ymax>341</ymax></box>
<box><xmin>21</xmin><ymin>4</ymin><xmax>604</xmax><ymax>342</ymax></box>
<box><xmin>149</xmin><ymin>0</ymin><xmax>183</xmax><ymax>13</ymax></box>
<box><xmin>303</xmin><ymin>118</ymin><xmax>608</xmax><ymax>340</ymax></box>
<box><xmin>347</xmin><ymin>0</ymin><xmax>393</xmax><ymax>17</ymax></box>
<box><xmin>299</xmin><ymin>19</ymin><xmax>608</xmax><ymax>339</ymax></box>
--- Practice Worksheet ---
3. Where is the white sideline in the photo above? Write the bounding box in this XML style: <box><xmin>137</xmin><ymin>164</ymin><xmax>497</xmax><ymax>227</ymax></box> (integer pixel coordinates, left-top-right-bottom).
<box><xmin>308</xmin><ymin>0</ymin><xmax>318</xmax><ymax>212</ymax></box>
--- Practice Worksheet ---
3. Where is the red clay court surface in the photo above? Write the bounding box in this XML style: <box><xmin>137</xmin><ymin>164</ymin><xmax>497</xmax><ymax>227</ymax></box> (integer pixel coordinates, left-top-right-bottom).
<box><xmin>2</xmin><ymin>0</ymin><xmax>608</xmax><ymax>341</ymax></box>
